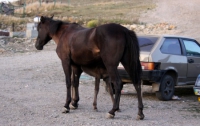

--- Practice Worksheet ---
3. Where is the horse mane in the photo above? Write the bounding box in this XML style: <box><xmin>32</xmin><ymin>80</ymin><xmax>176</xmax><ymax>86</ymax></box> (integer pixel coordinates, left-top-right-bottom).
<box><xmin>39</xmin><ymin>16</ymin><xmax>64</xmax><ymax>35</ymax></box>
<box><xmin>48</xmin><ymin>19</ymin><xmax>81</xmax><ymax>35</ymax></box>
<box><xmin>49</xmin><ymin>19</ymin><xmax>63</xmax><ymax>35</ymax></box>
<box><xmin>40</xmin><ymin>16</ymin><xmax>83</xmax><ymax>35</ymax></box>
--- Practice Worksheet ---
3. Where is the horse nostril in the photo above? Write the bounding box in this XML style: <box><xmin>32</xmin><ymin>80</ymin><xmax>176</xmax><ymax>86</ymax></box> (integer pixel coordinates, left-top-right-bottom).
<box><xmin>37</xmin><ymin>46</ymin><xmax>43</xmax><ymax>50</ymax></box>
<box><xmin>35</xmin><ymin>43</ymin><xmax>43</xmax><ymax>50</ymax></box>
<box><xmin>36</xmin><ymin>46</ymin><xmax>43</xmax><ymax>50</ymax></box>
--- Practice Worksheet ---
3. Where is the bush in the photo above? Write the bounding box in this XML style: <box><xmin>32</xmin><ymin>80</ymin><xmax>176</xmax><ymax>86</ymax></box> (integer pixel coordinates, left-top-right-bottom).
<box><xmin>86</xmin><ymin>20</ymin><xmax>98</xmax><ymax>28</ymax></box>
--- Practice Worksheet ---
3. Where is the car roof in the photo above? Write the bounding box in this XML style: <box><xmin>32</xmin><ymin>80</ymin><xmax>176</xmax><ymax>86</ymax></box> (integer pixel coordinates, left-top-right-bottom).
<box><xmin>138</xmin><ymin>34</ymin><xmax>195</xmax><ymax>40</ymax></box>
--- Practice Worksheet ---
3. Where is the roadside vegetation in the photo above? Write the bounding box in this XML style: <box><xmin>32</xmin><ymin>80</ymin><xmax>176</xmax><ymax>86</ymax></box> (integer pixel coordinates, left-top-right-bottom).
<box><xmin>1</xmin><ymin>0</ymin><xmax>156</xmax><ymax>27</ymax></box>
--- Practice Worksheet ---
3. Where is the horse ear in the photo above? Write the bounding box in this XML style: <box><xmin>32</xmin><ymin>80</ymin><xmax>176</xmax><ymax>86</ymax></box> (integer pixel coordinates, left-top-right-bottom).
<box><xmin>40</xmin><ymin>16</ymin><xmax>45</xmax><ymax>23</ymax></box>
<box><xmin>51</xmin><ymin>15</ymin><xmax>54</xmax><ymax>19</ymax></box>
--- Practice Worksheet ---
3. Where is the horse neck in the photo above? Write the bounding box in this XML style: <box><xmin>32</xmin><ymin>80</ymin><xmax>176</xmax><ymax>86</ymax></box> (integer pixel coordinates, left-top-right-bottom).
<box><xmin>51</xmin><ymin>25</ymin><xmax>69</xmax><ymax>45</ymax></box>
<box><xmin>50</xmin><ymin>23</ymin><xmax>84</xmax><ymax>45</ymax></box>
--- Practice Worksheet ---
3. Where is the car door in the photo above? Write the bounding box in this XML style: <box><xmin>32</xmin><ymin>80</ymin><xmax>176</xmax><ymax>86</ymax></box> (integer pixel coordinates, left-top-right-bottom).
<box><xmin>182</xmin><ymin>39</ymin><xmax>200</xmax><ymax>83</ymax></box>
<box><xmin>154</xmin><ymin>37</ymin><xmax>188</xmax><ymax>85</ymax></box>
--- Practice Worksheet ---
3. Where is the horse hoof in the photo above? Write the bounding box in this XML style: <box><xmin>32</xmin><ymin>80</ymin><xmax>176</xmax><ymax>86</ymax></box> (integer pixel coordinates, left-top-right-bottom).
<box><xmin>136</xmin><ymin>114</ymin><xmax>145</xmax><ymax>120</ymax></box>
<box><xmin>94</xmin><ymin>108</ymin><xmax>98</xmax><ymax>112</ymax></box>
<box><xmin>69</xmin><ymin>103</ymin><xmax>77</xmax><ymax>109</ymax></box>
<box><xmin>62</xmin><ymin>107</ymin><xmax>70</xmax><ymax>113</ymax></box>
<box><xmin>116</xmin><ymin>109</ymin><xmax>121</xmax><ymax>112</ymax></box>
<box><xmin>106</xmin><ymin>113</ymin><xmax>114</xmax><ymax>119</ymax></box>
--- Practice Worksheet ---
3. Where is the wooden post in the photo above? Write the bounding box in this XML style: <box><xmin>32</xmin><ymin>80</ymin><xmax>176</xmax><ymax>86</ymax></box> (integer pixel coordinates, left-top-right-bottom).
<box><xmin>54</xmin><ymin>0</ymin><xmax>56</xmax><ymax>7</ymax></box>
<box><xmin>39</xmin><ymin>0</ymin><xmax>41</xmax><ymax>7</ymax></box>
<box><xmin>23</xmin><ymin>2</ymin><xmax>26</xmax><ymax>17</ymax></box>
<box><xmin>12</xmin><ymin>23</ymin><xmax>14</xmax><ymax>32</ymax></box>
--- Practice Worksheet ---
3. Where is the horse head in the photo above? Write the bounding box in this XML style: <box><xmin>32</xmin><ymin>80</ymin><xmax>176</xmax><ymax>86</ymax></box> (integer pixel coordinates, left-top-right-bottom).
<box><xmin>35</xmin><ymin>16</ymin><xmax>52</xmax><ymax>50</ymax></box>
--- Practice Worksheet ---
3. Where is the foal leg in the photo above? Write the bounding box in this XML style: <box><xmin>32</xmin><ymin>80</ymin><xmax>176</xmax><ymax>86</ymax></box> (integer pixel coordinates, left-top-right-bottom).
<box><xmin>133</xmin><ymin>81</ymin><xmax>145</xmax><ymax>120</ymax></box>
<box><xmin>70</xmin><ymin>66</ymin><xmax>82</xmax><ymax>109</ymax></box>
<box><xmin>104</xmin><ymin>78</ymin><xmax>115</xmax><ymax>106</ymax></box>
<box><xmin>93</xmin><ymin>77</ymin><xmax>100</xmax><ymax>111</ymax></box>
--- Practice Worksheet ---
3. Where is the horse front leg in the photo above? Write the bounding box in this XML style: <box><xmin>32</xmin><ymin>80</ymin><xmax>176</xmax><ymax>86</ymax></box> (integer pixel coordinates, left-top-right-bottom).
<box><xmin>70</xmin><ymin>66</ymin><xmax>82</xmax><ymax>109</ymax></box>
<box><xmin>61</xmin><ymin>60</ymin><xmax>72</xmax><ymax>113</ymax></box>
<box><xmin>93</xmin><ymin>77</ymin><xmax>100</xmax><ymax>111</ymax></box>
<box><xmin>133</xmin><ymin>80</ymin><xmax>144</xmax><ymax>120</ymax></box>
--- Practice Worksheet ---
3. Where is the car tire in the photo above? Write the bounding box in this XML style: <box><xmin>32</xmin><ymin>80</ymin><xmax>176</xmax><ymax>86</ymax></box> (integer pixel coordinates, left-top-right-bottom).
<box><xmin>156</xmin><ymin>74</ymin><xmax>175</xmax><ymax>101</ymax></box>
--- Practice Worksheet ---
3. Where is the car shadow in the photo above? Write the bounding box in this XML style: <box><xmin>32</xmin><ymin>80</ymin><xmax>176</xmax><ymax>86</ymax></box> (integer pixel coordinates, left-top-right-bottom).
<box><xmin>174</xmin><ymin>86</ymin><xmax>194</xmax><ymax>96</ymax></box>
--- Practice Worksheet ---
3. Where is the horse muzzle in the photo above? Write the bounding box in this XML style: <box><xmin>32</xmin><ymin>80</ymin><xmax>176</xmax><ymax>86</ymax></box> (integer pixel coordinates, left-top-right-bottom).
<box><xmin>35</xmin><ymin>41</ymin><xmax>44</xmax><ymax>50</ymax></box>
<box><xmin>35</xmin><ymin>45</ymin><xmax>43</xmax><ymax>50</ymax></box>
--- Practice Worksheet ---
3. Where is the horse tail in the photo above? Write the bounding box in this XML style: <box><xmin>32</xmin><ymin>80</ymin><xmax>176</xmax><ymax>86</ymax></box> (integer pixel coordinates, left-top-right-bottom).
<box><xmin>123</xmin><ymin>29</ymin><xmax>142</xmax><ymax>84</ymax></box>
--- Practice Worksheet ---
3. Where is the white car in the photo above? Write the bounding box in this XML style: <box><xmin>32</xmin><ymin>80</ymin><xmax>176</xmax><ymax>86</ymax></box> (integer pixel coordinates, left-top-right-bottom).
<box><xmin>193</xmin><ymin>74</ymin><xmax>200</xmax><ymax>101</ymax></box>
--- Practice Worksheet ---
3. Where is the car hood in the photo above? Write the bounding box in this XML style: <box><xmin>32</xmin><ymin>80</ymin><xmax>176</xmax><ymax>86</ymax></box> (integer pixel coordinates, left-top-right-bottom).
<box><xmin>140</xmin><ymin>51</ymin><xmax>150</xmax><ymax>62</ymax></box>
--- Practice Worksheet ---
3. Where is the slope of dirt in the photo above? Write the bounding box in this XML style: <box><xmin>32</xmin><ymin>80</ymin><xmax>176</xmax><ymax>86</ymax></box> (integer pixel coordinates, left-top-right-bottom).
<box><xmin>139</xmin><ymin>0</ymin><xmax>200</xmax><ymax>41</ymax></box>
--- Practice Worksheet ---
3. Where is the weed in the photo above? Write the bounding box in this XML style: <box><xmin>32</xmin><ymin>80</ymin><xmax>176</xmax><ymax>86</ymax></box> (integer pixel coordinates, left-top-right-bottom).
<box><xmin>86</xmin><ymin>20</ymin><xmax>98</xmax><ymax>28</ymax></box>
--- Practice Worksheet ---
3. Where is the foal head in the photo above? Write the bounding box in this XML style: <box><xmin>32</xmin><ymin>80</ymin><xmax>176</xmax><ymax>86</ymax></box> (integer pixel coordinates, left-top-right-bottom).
<box><xmin>35</xmin><ymin>16</ymin><xmax>62</xmax><ymax>50</ymax></box>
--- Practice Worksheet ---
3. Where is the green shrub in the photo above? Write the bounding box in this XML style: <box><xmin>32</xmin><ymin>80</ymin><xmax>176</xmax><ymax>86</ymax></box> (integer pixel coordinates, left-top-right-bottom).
<box><xmin>86</xmin><ymin>20</ymin><xmax>98</xmax><ymax>28</ymax></box>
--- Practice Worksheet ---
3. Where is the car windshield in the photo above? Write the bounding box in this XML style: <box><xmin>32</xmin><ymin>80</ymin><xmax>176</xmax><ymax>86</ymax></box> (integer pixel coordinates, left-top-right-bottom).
<box><xmin>138</xmin><ymin>36</ymin><xmax>159</xmax><ymax>52</ymax></box>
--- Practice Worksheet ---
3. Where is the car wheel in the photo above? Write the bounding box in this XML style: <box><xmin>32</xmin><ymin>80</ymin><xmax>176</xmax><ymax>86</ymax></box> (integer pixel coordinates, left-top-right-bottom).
<box><xmin>156</xmin><ymin>74</ymin><xmax>175</xmax><ymax>101</ymax></box>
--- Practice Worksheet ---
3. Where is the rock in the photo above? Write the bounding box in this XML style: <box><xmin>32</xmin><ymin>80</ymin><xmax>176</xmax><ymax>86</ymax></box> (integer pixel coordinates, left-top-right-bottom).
<box><xmin>0</xmin><ymin>39</ymin><xmax>6</xmax><ymax>45</ymax></box>
<box><xmin>0</xmin><ymin>48</ymin><xmax>5</xmax><ymax>53</ymax></box>
<box><xmin>168</xmin><ymin>25</ymin><xmax>176</xmax><ymax>30</ymax></box>
<box><xmin>130</xmin><ymin>24</ymin><xmax>137</xmax><ymax>30</ymax></box>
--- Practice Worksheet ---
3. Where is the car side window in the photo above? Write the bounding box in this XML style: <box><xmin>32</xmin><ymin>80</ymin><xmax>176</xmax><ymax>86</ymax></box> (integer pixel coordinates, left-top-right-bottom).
<box><xmin>183</xmin><ymin>40</ymin><xmax>200</xmax><ymax>57</ymax></box>
<box><xmin>160</xmin><ymin>38</ymin><xmax>181</xmax><ymax>55</ymax></box>
<box><xmin>138</xmin><ymin>37</ymin><xmax>158</xmax><ymax>52</ymax></box>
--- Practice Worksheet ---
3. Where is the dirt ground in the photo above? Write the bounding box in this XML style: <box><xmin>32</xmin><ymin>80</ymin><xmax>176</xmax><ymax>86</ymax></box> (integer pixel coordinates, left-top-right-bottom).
<box><xmin>0</xmin><ymin>40</ymin><xmax>200</xmax><ymax>126</ymax></box>
<box><xmin>1</xmin><ymin>0</ymin><xmax>200</xmax><ymax>125</ymax></box>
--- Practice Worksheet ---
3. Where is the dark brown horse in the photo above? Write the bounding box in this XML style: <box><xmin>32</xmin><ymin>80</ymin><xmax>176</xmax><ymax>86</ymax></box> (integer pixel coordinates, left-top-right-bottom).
<box><xmin>35</xmin><ymin>16</ymin><xmax>144</xmax><ymax>119</ymax></box>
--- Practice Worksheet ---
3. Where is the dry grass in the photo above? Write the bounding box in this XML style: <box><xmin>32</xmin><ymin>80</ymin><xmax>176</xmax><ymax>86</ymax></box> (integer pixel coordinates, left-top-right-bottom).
<box><xmin>15</xmin><ymin>2</ymin><xmax>68</xmax><ymax>17</ymax></box>
<box><xmin>0</xmin><ymin>15</ymin><xmax>28</xmax><ymax>25</ymax></box>
<box><xmin>1</xmin><ymin>0</ymin><xmax>156</xmax><ymax>28</ymax></box>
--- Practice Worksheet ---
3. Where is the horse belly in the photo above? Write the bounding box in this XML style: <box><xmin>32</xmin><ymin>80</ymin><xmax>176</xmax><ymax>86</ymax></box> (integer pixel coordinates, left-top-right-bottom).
<box><xmin>81</xmin><ymin>64</ymin><xmax>107</xmax><ymax>79</ymax></box>
<box><xmin>71</xmin><ymin>51</ymin><xmax>101</xmax><ymax>66</ymax></box>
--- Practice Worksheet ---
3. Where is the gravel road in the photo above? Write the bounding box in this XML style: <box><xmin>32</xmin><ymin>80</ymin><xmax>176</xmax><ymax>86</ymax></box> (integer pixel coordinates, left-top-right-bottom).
<box><xmin>1</xmin><ymin>0</ymin><xmax>200</xmax><ymax>124</ymax></box>
<box><xmin>0</xmin><ymin>44</ymin><xmax>200</xmax><ymax>126</ymax></box>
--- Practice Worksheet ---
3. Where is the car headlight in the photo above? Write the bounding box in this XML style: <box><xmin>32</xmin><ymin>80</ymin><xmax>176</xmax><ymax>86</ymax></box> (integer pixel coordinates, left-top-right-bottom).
<box><xmin>195</xmin><ymin>75</ymin><xmax>200</xmax><ymax>87</ymax></box>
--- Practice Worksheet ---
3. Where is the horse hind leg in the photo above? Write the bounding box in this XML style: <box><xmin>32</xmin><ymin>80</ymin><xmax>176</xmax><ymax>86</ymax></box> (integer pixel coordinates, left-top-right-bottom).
<box><xmin>133</xmin><ymin>81</ymin><xmax>145</xmax><ymax>120</ymax></box>
<box><xmin>121</xmin><ymin>50</ymin><xmax>144</xmax><ymax>120</ymax></box>
<box><xmin>104</xmin><ymin>78</ymin><xmax>121</xmax><ymax>112</ymax></box>
<box><xmin>100</xmin><ymin>51</ymin><xmax>123</xmax><ymax>118</ymax></box>
<box><xmin>106</xmin><ymin>80</ymin><xmax>115</xmax><ymax>105</ymax></box>
<box><xmin>104</xmin><ymin>67</ymin><xmax>122</xmax><ymax>118</ymax></box>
